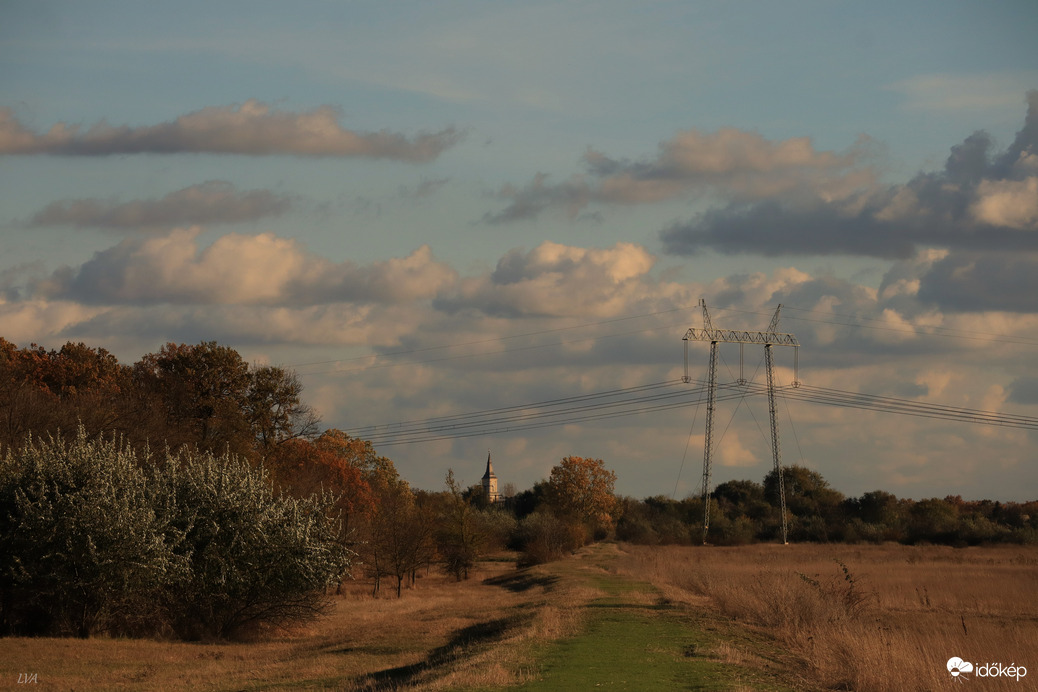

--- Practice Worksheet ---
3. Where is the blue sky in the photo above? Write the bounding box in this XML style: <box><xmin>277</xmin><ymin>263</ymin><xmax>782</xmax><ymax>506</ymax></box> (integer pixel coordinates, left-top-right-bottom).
<box><xmin>2</xmin><ymin>0</ymin><xmax>1037</xmax><ymax>501</ymax></box>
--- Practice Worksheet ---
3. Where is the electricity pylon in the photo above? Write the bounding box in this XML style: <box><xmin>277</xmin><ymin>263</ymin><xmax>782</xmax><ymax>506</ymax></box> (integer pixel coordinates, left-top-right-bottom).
<box><xmin>683</xmin><ymin>299</ymin><xmax>799</xmax><ymax>545</ymax></box>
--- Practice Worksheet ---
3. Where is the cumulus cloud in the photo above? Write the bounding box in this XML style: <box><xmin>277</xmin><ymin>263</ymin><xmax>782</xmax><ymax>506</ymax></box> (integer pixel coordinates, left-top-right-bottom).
<box><xmin>34</xmin><ymin>228</ymin><xmax>458</xmax><ymax>306</ymax></box>
<box><xmin>589</xmin><ymin>129</ymin><xmax>869</xmax><ymax>202</ymax></box>
<box><xmin>434</xmin><ymin>241</ymin><xmax>664</xmax><ymax>317</ymax></box>
<box><xmin>969</xmin><ymin>177</ymin><xmax>1038</xmax><ymax>228</ymax></box>
<box><xmin>27</xmin><ymin>181</ymin><xmax>294</xmax><ymax>230</ymax></box>
<box><xmin>7</xmin><ymin>234</ymin><xmax>1037</xmax><ymax>503</ymax></box>
<box><xmin>662</xmin><ymin>90</ymin><xmax>1038</xmax><ymax>259</ymax></box>
<box><xmin>0</xmin><ymin>100</ymin><xmax>461</xmax><ymax>160</ymax></box>
<box><xmin>484</xmin><ymin>128</ymin><xmax>871</xmax><ymax>222</ymax></box>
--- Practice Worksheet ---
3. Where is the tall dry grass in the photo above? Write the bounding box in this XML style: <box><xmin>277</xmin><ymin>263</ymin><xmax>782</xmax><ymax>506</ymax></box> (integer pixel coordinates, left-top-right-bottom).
<box><xmin>615</xmin><ymin>543</ymin><xmax>1038</xmax><ymax>691</ymax></box>
<box><xmin>0</xmin><ymin>556</ymin><xmax>599</xmax><ymax>691</ymax></box>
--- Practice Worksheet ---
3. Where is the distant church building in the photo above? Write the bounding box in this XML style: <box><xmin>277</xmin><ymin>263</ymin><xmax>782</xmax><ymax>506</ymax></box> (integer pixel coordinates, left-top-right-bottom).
<box><xmin>482</xmin><ymin>451</ymin><xmax>500</xmax><ymax>503</ymax></box>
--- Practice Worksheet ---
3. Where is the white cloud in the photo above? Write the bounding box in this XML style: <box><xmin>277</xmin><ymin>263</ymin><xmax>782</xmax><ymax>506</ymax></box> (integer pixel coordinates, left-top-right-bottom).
<box><xmin>0</xmin><ymin>297</ymin><xmax>108</xmax><ymax>346</ymax></box>
<box><xmin>970</xmin><ymin>177</ymin><xmax>1038</xmax><ymax>229</ymax></box>
<box><xmin>662</xmin><ymin>90</ymin><xmax>1038</xmax><ymax>263</ymax></box>
<box><xmin>35</xmin><ymin>228</ymin><xmax>459</xmax><ymax>307</ymax></box>
<box><xmin>435</xmin><ymin>241</ymin><xmax>667</xmax><ymax>317</ymax></box>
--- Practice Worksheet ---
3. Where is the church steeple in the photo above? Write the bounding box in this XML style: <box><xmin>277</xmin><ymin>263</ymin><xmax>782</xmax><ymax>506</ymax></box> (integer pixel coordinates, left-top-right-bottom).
<box><xmin>481</xmin><ymin>451</ymin><xmax>499</xmax><ymax>503</ymax></box>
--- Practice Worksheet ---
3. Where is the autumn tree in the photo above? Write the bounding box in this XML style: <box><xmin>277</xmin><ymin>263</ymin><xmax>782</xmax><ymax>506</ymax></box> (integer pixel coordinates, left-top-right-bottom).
<box><xmin>365</xmin><ymin>478</ymin><xmax>433</xmax><ymax>597</ymax></box>
<box><xmin>315</xmin><ymin>429</ymin><xmax>397</xmax><ymax>482</ymax></box>
<box><xmin>246</xmin><ymin>365</ymin><xmax>319</xmax><ymax>459</ymax></box>
<box><xmin>0</xmin><ymin>339</ymin><xmax>139</xmax><ymax>449</ymax></box>
<box><xmin>437</xmin><ymin>469</ymin><xmax>484</xmax><ymax>581</ymax></box>
<box><xmin>132</xmin><ymin>342</ymin><xmax>317</xmax><ymax>462</ymax></box>
<box><xmin>267</xmin><ymin>436</ymin><xmax>374</xmax><ymax>550</ymax></box>
<box><xmin>545</xmin><ymin>456</ymin><xmax>619</xmax><ymax>540</ymax></box>
<box><xmin>134</xmin><ymin>342</ymin><xmax>253</xmax><ymax>456</ymax></box>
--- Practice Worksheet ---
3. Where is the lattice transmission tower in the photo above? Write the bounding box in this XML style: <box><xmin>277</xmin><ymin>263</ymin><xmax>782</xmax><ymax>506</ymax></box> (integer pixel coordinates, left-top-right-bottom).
<box><xmin>683</xmin><ymin>299</ymin><xmax>799</xmax><ymax>545</ymax></box>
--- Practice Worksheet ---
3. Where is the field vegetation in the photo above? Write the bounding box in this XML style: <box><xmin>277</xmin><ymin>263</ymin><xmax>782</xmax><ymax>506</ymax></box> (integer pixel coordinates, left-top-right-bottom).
<box><xmin>0</xmin><ymin>544</ymin><xmax>805</xmax><ymax>691</ymax></box>
<box><xmin>4</xmin><ymin>541</ymin><xmax>1033</xmax><ymax>690</ymax></box>
<box><xmin>615</xmin><ymin>542</ymin><xmax>1038</xmax><ymax>691</ymax></box>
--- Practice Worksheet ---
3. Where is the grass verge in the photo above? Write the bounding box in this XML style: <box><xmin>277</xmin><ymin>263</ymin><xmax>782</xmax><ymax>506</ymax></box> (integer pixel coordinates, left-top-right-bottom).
<box><xmin>508</xmin><ymin>543</ymin><xmax>801</xmax><ymax>691</ymax></box>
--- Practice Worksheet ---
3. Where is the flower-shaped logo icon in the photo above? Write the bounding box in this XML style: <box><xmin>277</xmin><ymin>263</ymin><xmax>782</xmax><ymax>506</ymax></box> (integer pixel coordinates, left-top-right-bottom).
<box><xmin>947</xmin><ymin>657</ymin><xmax>974</xmax><ymax>678</ymax></box>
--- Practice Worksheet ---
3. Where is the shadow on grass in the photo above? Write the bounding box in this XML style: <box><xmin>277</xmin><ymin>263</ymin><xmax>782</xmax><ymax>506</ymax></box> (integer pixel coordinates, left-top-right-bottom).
<box><xmin>483</xmin><ymin>569</ymin><xmax>560</xmax><ymax>593</ymax></box>
<box><xmin>354</xmin><ymin>613</ymin><xmax>532</xmax><ymax>691</ymax></box>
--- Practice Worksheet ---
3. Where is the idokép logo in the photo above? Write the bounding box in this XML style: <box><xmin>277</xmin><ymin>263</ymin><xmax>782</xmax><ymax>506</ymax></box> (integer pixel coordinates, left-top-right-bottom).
<box><xmin>947</xmin><ymin>657</ymin><xmax>1028</xmax><ymax>683</ymax></box>
<box><xmin>948</xmin><ymin>657</ymin><xmax>973</xmax><ymax>679</ymax></box>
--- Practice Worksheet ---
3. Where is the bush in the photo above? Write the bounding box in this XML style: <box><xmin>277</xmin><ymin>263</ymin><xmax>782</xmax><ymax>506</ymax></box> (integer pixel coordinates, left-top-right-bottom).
<box><xmin>0</xmin><ymin>428</ymin><xmax>350</xmax><ymax>639</ymax></box>
<box><xmin>0</xmin><ymin>429</ymin><xmax>177</xmax><ymax>637</ymax></box>
<box><xmin>514</xmin><ymin>511</ymin><xmax>584</xmax><ymax>566</ymax></box>
<box><xmin>155</xmin><ymin>448</ymin><xmax>351</xmax><ymax>639</ymax></box>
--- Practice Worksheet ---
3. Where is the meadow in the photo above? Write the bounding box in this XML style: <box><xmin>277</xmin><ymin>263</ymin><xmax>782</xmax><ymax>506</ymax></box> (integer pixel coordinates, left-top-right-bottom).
<box><xmin>1</xmin><ymin>542</ymin><xmax>1035</xmax><ymax>690</ymax></box>
<box><xmin>615</xmin><ymin>542</ymin><xmax>1038</xmax><ymax>691</ymax></box>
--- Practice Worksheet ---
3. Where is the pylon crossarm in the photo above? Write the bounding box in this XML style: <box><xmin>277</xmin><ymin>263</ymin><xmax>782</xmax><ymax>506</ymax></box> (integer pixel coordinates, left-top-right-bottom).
<box><xmin>684</xmin><ymin>328</ymin><xmax>798</xmax><ymax>346</ymax></box>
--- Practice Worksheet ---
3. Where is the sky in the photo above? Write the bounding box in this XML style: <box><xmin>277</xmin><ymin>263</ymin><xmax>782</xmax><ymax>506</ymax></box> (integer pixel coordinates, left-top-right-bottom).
<box><xmin>2</xmin><ymin>0</ymin><xmax>1037</xmax><ymax>501</ymax></box>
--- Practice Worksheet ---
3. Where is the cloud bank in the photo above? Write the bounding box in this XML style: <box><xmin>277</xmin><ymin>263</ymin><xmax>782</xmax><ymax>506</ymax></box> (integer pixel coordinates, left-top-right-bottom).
<box><xmin>661</xmin><ymin>90</ymin><xmax>1038</xmax><ymax>259</ymax></box>
<box><xmin>0</xmin><ymin>100</ymin><xmax>461</xmax><ymax>161</ymax></box>
<box><xmin>484</xmin><ymin>127</ymin><xmax>872</xmax><ymax>223</ymax></box>
<box><xmin>28</xmin><ymin>181</ymin><xmax>293</xmax><ymax>229</ymax></box>
<box><xmin>34</xmin><ymin>228</ymin><xmax>458</xmax><ymax>306</ymax></box>
<box><xmin>5</xmin><ymin>229</ymin><xmax>1036</xmax><ymax>501</ymax></box>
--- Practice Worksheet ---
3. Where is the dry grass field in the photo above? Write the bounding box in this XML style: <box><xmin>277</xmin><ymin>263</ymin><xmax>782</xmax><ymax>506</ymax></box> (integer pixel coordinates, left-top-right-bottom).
<box><xmin>0</xmin><ymin>557</ymin><xmax>589</xmax><ymax>691</ymax></box>
<box><xmin>614</xmin><ymin>542</ymin><xmax>1038</xmax><ymax>691</ymax></box>
<box><xmin>2</xmin><ymin>542</ymin><xmax>1035</xmax><ymax>690</ymax></box>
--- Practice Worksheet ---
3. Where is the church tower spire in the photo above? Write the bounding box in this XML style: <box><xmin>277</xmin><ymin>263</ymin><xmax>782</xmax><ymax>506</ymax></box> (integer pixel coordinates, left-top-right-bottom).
<box><xmin>481</xmin><ymin>451</ymin><xmax>499</xmax><ymax>503</ymax></box>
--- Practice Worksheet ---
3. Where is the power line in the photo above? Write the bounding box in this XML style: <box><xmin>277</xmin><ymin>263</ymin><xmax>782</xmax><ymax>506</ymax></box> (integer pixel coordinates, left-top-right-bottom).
<box><xmin>347</xmin><ymin>380</ymin><xmax>681</xmax><ymax>437</ymax></box>
<box><xmin>341</xmin><ymin>378</ymin><xmax>1038</xmax><ymax>447</ymax></box>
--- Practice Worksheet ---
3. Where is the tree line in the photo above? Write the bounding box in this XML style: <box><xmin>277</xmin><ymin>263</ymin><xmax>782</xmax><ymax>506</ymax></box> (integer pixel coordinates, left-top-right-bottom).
<box><xmin>0</xmin><ymin>337</ymin><xmax>318</xmax><ymax>463</ymax></box>
<box><xmin>0</xmin><ymin>338</ymin><xmax>622</xmax><ymax>639</ymax></box>
<box><xmin>617</xmin><ymin>465</ymin><xmax>1038</xmax><ymax>547</ymax></box>
<box><xmin>2</xmin><ymin>337</ymin><xmax>1034</xmax><ymax>639</ymax></box>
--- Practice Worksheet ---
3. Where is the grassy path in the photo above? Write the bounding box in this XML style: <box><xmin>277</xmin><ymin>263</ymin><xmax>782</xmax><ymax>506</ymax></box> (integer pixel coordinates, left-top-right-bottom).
<box><xmin>0</xmin><ymin>545</ymin><xmax>802</xmax><ymax>690</ymax></box>
<box><xmin>507</xmin><ymin>544</ymin><xmax>798</xmax><ymax>692</ymax></box>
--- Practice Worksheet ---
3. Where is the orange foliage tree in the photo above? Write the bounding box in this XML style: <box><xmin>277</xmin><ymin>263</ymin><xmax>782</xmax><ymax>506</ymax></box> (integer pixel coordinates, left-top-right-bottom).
<box><xmin>545</xmin><ymin>455</ymin><xmax>619</xmax><ymax>537</ymax></box>
<box><xmin>267</xmin><ymin>435</ymin><xmax>375</xmax><ymax>536</ymax></box>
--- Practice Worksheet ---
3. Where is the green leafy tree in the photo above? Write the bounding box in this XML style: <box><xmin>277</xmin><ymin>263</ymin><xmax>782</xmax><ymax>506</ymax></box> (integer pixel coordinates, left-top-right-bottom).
<box><xmin>908</xmin><ymin>498</ymin><xmax>960</xmax><ymax>544</ymax></box>
<box><xmin>764</xmin><ymin>465</ymin><xmax>846</xmax><ymax>541</ymax></box>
